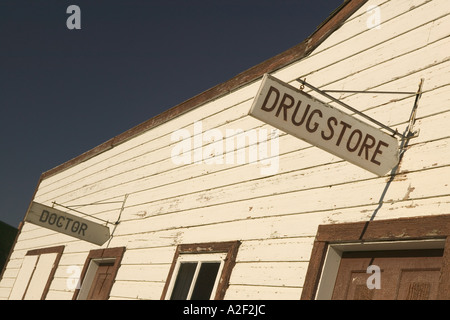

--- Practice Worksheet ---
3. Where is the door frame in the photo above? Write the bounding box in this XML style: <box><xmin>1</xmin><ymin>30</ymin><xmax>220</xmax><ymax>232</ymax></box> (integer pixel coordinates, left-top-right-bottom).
<box><xmin>72</xmin><ymin>247</ymin><xmax>125</xmax><ymax>300</ymax></box>
<box><xmin>301</xmin><ymin>214</ymin><xmax>450</xmax><ymax>300</ymax></box>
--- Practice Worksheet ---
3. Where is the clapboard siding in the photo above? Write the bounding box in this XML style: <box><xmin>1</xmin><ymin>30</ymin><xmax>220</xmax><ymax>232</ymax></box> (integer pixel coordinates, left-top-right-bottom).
<box><xmin>34</xmin><ymin>1</ymin><xmax>450</xmax><ymax>204</ymax></box>
<box><xmin>225</xmin><ymin>285</ymin><xmax>302</xmax><ymax>300</ymax></box>
<box><xmin>1</xmin><ymin>0</ymin><xmax>449</xmax><ymax>300</ymax></box>
<box><xmin>36</xmin><ymin>24</ymin><xmax>450</xmax><ymax>200</ymax></box>
<box><xmin>35</xmin><ymin>89</ymin><xmax>260</xmax><ymax>193</ymax></box>
<box><xmin>29</xmin><ymin>30</ymin><xmax>448</xmax><ymax>225</ymax></box>
<box><xmin>28</xmin><ymin>99</ymin><xmax>449</xmax><ymax>232</ymax></box>
<box><xmin>31</xmin><ymin>37</ymin><xmax>450</xmax><ymax>219</ymax></box>
<box><xmin>313</xmin><ymin>0</ymin><xmax>410</xmax><ymax>51</ymax></box>
<box><xmin>290</xmin><ymin>0</ymin><xmax>447</xmax><ymax>80</ymax></box>
<box><xmin>109</xmin><ymin>281</ymin><xmax>165</xmax><ymax>300</ymax></box>
<box><xmin>27</xmin><ymin>112</ymin><xmax>449</xmax><ymax>237</ymax></box>
<box><xmin>44</xmin><ymin>289</ymin><xmax>73</xmax><ymax>300</ymax></box>
<box><xmin>229</xmin><ymin>262</ymin><xmax>308</xmax><ymax>287</ymax></box>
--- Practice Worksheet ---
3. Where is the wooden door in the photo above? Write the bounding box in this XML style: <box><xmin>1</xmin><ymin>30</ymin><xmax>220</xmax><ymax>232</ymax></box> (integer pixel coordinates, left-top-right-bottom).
<box><xmin>86</xmin><ymin>261</ymin><xmax>115</xmax><ymax>300</ymax></box>
<box><xmin>332</xmin><ymin>249</ymin><xmax>443</xmax><ymax>300</ymax></box>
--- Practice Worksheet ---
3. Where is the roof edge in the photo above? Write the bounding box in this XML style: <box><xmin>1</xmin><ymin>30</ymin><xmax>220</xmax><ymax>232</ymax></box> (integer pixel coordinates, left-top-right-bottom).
<box><xmin>41</xmin><ymin>0</ymin><xmax>368</xmax><ymax>181</ymax></box>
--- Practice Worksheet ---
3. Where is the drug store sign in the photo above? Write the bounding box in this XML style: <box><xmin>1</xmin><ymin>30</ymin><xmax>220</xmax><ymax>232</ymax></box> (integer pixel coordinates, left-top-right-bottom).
<box><xmin>249</xmin><ymin>74</ymin><xmax>399</xmax><ymax>176</ymax></box>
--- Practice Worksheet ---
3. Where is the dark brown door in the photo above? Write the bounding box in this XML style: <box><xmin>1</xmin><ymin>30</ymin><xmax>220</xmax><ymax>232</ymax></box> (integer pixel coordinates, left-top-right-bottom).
<box><xmin>332</xmin><ymin>249</ymin><xmax>443</xmax><ymax>300</ymax></box>
<box><xmin>87</xmin><ymin>262</ymin><xmax>116</xmax><ymax>300</ymax></box>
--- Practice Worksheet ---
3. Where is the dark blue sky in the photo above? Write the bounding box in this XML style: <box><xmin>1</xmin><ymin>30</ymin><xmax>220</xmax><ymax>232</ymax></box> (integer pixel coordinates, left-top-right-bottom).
<box><xmin>0</xmin><ymin>0</ymin><xmax>343</xmax><ymax>228</ymax></box>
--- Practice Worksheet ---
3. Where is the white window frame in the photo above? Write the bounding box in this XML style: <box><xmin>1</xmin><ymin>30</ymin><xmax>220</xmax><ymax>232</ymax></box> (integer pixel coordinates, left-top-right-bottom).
<box><xmin>165</xmin><ymin>252</ymin><xmax>227</xmax><ymax>300</ymax></box>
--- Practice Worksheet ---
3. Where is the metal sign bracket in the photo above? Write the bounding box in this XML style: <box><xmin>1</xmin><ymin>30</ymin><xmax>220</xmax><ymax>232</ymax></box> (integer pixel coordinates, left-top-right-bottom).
<box><xmin>52</xmin><ymin>195</ymin><xmax>128</xmax><ymax>226</ymax></box>
<box><xmin>295</xmin><ymin>78</ymin><xmax>424</xmax><ymax>142</ymax></box>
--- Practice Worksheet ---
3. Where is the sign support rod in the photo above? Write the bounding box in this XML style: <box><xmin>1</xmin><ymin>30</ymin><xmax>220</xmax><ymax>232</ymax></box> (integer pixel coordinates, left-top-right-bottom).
<box><xmin>296</xmin><ymin>78</ymin><xmax>406</xmax><ymax>139</ymax></box>
<box><xmin>322</xmin><ymin>89</ymin><xmax>417</xmax><ymax>95</ymax></box>
<box><xmin>400</xmin><ymin>78</ymin><xmax>424</xmax><ymax>153</ymax></box>
<box><xmin>52</xmin><ymin>201</ymin><xmax>112</xmax><ymax>225</ymax></box>
<box><xmin>106</xmin><ymin>194</ymin><xmax>128</xmax><ymax>248</ymax></box>
<box><xmin>323</xmin><ymin>80</ymin><xmax>424</xmax><ymax>144</ymax></box>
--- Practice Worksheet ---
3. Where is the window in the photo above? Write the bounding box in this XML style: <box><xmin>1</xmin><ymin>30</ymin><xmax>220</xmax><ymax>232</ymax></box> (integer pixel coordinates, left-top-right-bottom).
<box><xmin>73</xmin><ymin>247</ymin><xmax>125</xmax><ymax>300</ymax></box>
<box><xmin>161</xmin><ymin>241</ymin><xmax>240</xmax><ymax>300</ymax></box>
<box><xmin>9</xmin><ymin>246</ymin><xmax>64</xmax><ymax>300</ymax></box>
<box><xmin>169</xmin><ymin>252</ymin><xmax>226</xmax><ymax>300</ymax></box>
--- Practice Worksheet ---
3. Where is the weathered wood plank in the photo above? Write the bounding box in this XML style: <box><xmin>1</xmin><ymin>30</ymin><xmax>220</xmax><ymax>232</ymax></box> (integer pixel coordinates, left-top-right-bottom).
<box><xmin>44</xmin><ymin>290</ymin><xmax>74</xmax><ymax>300</ymax></box>
<box><xmin>46</xmin><ymin>277</ymin><xmax>74</xmax><ymax>294</ymax></box>
<box><xmin>109</xmin><ymin>280</ymin><xmax>164</xmax><ymax>300</ymax></box>
<box><xmin>224</xmin><ymin>284</ymin><xmax>301</xmax><ymax>300</ymax></box>
<box><xmin>113</xmin><ymin>161</ymin><xmax>450</xmax><ymax>237</ymax></box>
<box><xmin>236</xmin><ymin>238</ymin><xmax>314</xmax><ymax>262</ymax></box>
<box><xmin>121</xmin><ymin>246</ymin><xmax>176</xmax><ymax>265</ymax></box>
<box><xmin>115</xmin><ymin>264</ymin><xmax>170</xmax><ymax>282</ymax></box>
<box><xmin>229</xmin><ymin>262</ymin><xmax>308</xmax><ymax>287</ymax></box>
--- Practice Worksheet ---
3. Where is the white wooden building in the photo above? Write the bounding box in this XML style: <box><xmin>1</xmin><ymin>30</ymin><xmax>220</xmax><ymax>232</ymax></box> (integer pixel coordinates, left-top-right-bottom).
<box><xmin>1</xmin><ymin>0</ymin><xmax>450</xmax><ymax>300</ymax></box>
